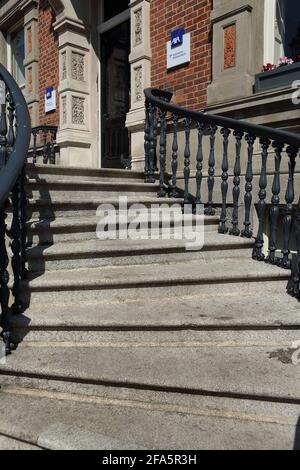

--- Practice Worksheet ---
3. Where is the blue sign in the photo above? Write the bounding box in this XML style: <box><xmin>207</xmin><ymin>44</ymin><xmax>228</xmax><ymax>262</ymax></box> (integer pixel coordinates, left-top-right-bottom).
<box><xmin>171</xmin><ymin>28</ymin><xmax>185</xmax><ymax>49</ymax></box>
<box><xmin>46</xmin><ymin>87</ymin><xmax>54</xmax><ymax>99</ymax></box>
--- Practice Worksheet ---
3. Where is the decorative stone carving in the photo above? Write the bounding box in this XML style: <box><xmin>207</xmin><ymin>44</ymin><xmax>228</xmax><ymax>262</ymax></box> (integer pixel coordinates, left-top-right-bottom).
<box><xmin>224</xmin><ymin>24</ymin><xmax>236</xmax><ymax>69</ymax></box>
<box><xmin>134</xmin><ymin>66</ymin><xmax>142</xmax><ymax>102</ymax></box>
<box><xmin>61</xmin><ymin>52</ymin><xmax>67</xmax><ymax>80</ymax></box>
<box><xmin>134</xmin><ymin>9</ymin><xmax>142</xmax><ymax>46</ymax></box>
<box><xmin>71</xmin><ymin>52</ymin><xmax>84</xmax><ymax>81</ymax></box>
<box><xmin>72</xmin><ymin>96</ymin><xmax>85</xmax><ymax>125</ymax></box>
<box><xmin>61</xmin><ymin>96</ymin><xmax>67</xmax><ymax>125</ymax></box>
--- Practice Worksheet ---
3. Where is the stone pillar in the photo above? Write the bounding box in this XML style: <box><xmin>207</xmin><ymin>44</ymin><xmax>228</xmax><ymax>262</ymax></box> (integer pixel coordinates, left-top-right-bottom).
<box><xmin>126</xmin><ymin>0</ymin><xmax>151</xmax><ymax>171</ymax></box>
<box><xmin>51</xmin><ymin>0</ymin><xmax>99</xmax><ymax>167</ymax></box>
<box><xmin>207</xmin><ymin>0</ymin><xmax>264</xmax><ymax>106</ymax></box>
<box><xmin>23</xmin><ymin>0</ymin><xmax>39</xmax><ymax>126</ymax></box>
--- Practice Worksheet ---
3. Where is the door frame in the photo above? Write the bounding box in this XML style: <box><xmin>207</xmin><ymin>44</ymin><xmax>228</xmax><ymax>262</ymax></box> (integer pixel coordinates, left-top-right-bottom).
<box><xmin>97</xmin><ymin>6</ymin><xmax>130</xmax><ymax>168</ymax></box>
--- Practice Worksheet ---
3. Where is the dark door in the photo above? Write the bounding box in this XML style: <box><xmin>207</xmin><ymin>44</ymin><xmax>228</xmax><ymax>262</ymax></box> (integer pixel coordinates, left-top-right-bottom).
<box><xmin>101</xmin><ymin>21</ymin><xmax>130</xmax><ymax>168</ymax></box>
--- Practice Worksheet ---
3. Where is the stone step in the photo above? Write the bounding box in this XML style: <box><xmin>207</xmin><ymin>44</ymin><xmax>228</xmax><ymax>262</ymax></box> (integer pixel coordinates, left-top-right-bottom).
<box><xmin>18</xmin><ymin>280</ymin><xmax>290</xmax><ymax>311</ymax></box>
<box><xmin>27</xmin><ymin>196</ymin><xmax>185</xmax><ymax>219</ymax></box>
<box><xmin>0</xmin><ymin>381</ymin><xmax>299</xmax><ymax>449</ymax></box>
<box><xmin>25</xmin><ymin>233</ymin><xmax>253</xmax><ymax>271</ymax></box>
<box><xmin>20</xmin><ymin>257</ymin><xmax>289</xmax><ymax>295</ymax></box>
<box><xmin>1</xmin><ymin>330</ymin><xmax>300</xmax><ymax>401</ymax></box>
<box><xmin>26</xmin><ymin>214</ymin><xmax>219</xmax><ymax>245</ymax></box>
<box><xmin>26</xmin><ymin>163</ymin><xmax>147</xmax><ymax>183</ymax></box>
<box><xmin>0</xmin><ymin>433</ymin><xmax>42</xmax><ymax>450</ymax></box>
<box><xmin>27</xmin><ymin>179</ymin><xmax>159</xmax><ymax>199</ymax></box>
<box><xmin>10</xmin><ymin>287</ymin><xmax>300</xmax><ymax>331</ymax></box>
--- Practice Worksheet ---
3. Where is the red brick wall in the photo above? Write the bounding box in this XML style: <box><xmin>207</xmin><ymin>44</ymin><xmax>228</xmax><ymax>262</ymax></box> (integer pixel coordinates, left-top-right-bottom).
<box><xmin>38</xmin><ymin>0</ymin><xmax>59</xmax><ymax>125</ymax></box>
<box><xmin>150</xmin><ymin>0</ymin><xmax>212</xmax><ymax>110</ymax></box>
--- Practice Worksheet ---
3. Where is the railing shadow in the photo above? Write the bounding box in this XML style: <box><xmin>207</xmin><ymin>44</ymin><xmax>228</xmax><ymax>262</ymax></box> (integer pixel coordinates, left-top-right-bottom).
<box><xmin>294</xmin><ymin>416</ymin><xmax>300</xmax><ymax>450</ymax></box>
<box><xmin>11</xmin><ymin>167</ymin><xmax>55</xmax><ymax>348</ymax></box>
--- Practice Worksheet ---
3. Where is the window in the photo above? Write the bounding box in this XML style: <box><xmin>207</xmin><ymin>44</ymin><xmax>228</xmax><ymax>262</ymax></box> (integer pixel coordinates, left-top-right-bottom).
<box><xmin>264</xmin><ymin>0</ymin><xmax>300</xmax><ymax>64</ymax></box>
<box><xmin>10</xmin><ymin>28</ymin><xmax>25</xmax><ymax>87</ymax></box>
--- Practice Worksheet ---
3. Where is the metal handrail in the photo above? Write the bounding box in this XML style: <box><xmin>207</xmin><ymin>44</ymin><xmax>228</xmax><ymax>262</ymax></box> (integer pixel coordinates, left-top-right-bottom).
<box><xmin>0</xmin><ymin>64</ymin><xmax>31</xmax><ymax>208</ymax></box>
<box><xmin>144</xmin><ymin>88</ymin><xmax>300</xmax><ymax>148</ymax></box>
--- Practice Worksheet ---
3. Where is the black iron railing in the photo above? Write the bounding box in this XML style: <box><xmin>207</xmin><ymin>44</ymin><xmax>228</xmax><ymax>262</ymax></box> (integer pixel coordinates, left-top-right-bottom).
<box><xmin>144</xmin><ymin>88</ymin><xmax>300</xmax><ymax>297</ymax></box>
<box><xmin>0</xmin><ymin>65</ymin><xmax>31</xmax><ymax>354</ymax></box>
<box><xmin>31</xmin><ymin>125</ymin><xmax>58</xmax><ymax>164</ymax></box>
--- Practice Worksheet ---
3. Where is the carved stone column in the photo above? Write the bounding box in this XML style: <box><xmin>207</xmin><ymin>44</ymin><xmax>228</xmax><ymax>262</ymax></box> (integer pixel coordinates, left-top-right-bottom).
<box><xmin>126</xmin><ymin>0</ymin><xmax>151</xmax><ymax>170</ymax></box>
<box><xmin>51</xmin><ymin>0</ymin><xmax>99</xmax><ymax>167</ymax></box>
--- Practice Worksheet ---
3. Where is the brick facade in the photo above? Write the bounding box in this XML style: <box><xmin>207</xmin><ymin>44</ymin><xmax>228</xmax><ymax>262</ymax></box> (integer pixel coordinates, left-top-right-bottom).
<box><xmin>150</xmin><ymin>0</ymin><xmax>212</xmax><ymax>110</ymax></box>
<box><xmin>38</xmin><ymin>0</ymin><xmax>59</xmax><ymax>125</ymax></box>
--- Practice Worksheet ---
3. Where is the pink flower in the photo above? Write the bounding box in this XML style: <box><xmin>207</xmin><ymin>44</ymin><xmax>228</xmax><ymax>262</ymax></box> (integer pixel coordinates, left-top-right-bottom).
<box><xmin>279</xmin><ymin>56</ymin><xmax>294</xmax><ymax>65</ymax></box>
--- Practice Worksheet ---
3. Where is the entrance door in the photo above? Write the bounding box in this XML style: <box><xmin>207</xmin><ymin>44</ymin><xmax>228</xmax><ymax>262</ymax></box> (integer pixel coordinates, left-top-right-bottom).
<box><xmin>101</xmin><ymin>21</ymin><xmax>130</xmax><ymax>168</ymax></box>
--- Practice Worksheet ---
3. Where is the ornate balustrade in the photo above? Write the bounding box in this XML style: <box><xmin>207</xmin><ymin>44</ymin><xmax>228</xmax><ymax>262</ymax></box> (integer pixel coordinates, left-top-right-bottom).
<box><xmin>144</xmin><ymin>88</ymin><xmax>300</xmax><ymax>297</ymax></box>
<box><xmin>0</xmin><ymin>65</ymin><xmax>31</xmax><ymax>355</ymax></box>
<box><xmin>31</xmin><ymin>126</ymin><xmax>58</xmax><ymax>165</ymax></box>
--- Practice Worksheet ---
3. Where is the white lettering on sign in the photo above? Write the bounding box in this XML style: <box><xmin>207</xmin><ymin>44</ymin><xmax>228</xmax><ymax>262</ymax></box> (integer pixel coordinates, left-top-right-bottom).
<box><xmin>167</xmin><ymin>33</ymin><xmax>190</xmax><ymax>70</ymax></box>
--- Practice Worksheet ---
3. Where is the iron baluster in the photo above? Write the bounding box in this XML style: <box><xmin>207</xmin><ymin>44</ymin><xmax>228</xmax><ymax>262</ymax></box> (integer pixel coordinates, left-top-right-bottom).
<box><xmin>144</xmin><ymin>101</ymin><xmax>150</xmax><ymax>183</ymax></box>
<box><xmin>43</xmin><ymin>129</ymin><xmax>48</xmax><ymax>164</ymax></box>
<box><xmin>205</xmin><ymin>125</ymin><xmax>217</xmax><ymax>216</ymax></box>
<box><xmin>241</xmin><ymin>134</ymin><xmax>255</xmax><ymax>238</ymax></box>
<box><xmin>230</xmin><ymin>131</ymin><xmax>244</xmax><ymax>236</ymax></box>
<box><xmin>279</xmin><ymin>146</ymin><xmax>297</xmax><ymax>269</ymax></box>
<box><xmin>266</xmin><ymin>141</ymin><xmax>284</xmax><ymax>264</ymax></box>
<box><xmin>170</xmin><ymin>114</ymin><xmax>179</xmax><ymax>198</ymax></box>
<box><xmin>148</xmin><ymin>104</ymin><xmax>156</xmax><ymax>183</ymax></box>
<box><xmin>219</xmin><ymin>128</ymin><xmax>231</xmax><ymax>233</ymax></box>
<box><xmin>195</xmin><ymin>122</ymin><xmax>205</xmax><ymax>208</ymax></box>
<box><xmin>253</xmin><ymin>137</ymin><xmax>270</xmax><ymax>261</ymax></box>
<box><xmin>50</xmin><ymin>129</ymin><xmax>56</xmax><ymax>164</ymax></box>
<box><xmin>158</xmin><ymin>110</ymin><xmax>167</xmax><ymax>197</ymax></box>
<box><xmin>183</xmin><ymin>118</ymin><xmax>191</xmax><ymax>206</ymax></box>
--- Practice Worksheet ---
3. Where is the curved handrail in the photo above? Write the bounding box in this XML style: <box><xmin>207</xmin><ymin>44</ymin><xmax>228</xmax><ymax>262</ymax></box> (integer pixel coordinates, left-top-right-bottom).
<box><xmin>145</xmin><ymin>88</ymin><xmax>300</xmax><ymax>148</ymax></box>
<box><xmin>0</xmin><ymin>64</ymin><xmax>31</xmax><ymax>208</ymax></box>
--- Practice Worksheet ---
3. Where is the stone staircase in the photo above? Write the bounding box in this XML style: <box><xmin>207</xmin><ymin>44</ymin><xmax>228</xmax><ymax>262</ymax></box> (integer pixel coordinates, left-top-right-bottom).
<box><xmin>0</xmin><ymin>163</ymin><xmax>300</xmax><ymax>450</ymax></box>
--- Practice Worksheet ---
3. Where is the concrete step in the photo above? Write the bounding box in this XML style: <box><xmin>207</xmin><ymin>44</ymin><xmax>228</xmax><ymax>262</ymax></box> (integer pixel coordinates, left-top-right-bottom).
<box><xmin>26</xmin><ymin>214</ymin><xmax>219</xmax><ymax>245</ymax></box>
<box><xmin>26</xmin><ymin>163</ymin><xmax>147</xmax><ymax>183</ymax></box>
<box><xmin>27</xmin><ymin>179</ymin><xmax>159</xmax><ymax>199</ymax></box>
<box><xmin>18</xmin><ymin>279</ymin><xmax>291</xmax><ymax>312</ymax></box>
<box><xmin>27</xmin><ymin>196</ymin><xmax>185</xmax><ymax>219</ymax></box>
<box><xmin>10</xmin><ymin>287</ymin><xmax>300</xmax><ymax>330</ymax></box>
<box><xmin>0</xmin><ymin>381</ymin><xmax>299</xmax><ymax>449</ymax></box>
<box><xmin>20</xmin><ymin>257</ymin><xmax>289</xmax><ymax>295</ymax></box>
<box><xmin>0</xmin><ymin>433</ymin><xmax>42</xmax><ymax>450</ymax></box>
<box><xmin>1</xmin><ymin>330</ymin><xmax>300</xmax><ymax>401</ymax></box>
<box><xmin>25</xmin><ymin>233</ymin><xmax>253</xmax><ymax>271</ymax></box>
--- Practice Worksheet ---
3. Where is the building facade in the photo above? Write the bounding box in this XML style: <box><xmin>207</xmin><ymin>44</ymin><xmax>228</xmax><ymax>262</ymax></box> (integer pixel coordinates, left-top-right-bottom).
<box><xmin>0</xmin><ymin>0</ymin><xmax>299</xmax><ymax>169</ymax></box>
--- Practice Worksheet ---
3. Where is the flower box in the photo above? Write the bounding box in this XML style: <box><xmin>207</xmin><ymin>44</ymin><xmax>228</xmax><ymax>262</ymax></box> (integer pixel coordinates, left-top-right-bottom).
<box><xmin>255</xmin><ymin>62</ymin><xmax>300</xmax><ymax>93</ymax></box>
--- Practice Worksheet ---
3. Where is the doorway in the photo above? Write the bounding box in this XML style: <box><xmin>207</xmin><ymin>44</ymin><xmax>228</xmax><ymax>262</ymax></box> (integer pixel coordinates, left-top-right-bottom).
<box><xmin>100</xmin><ymin>19</ymin><xmax>130</xmax><ymax>168</ymax></box>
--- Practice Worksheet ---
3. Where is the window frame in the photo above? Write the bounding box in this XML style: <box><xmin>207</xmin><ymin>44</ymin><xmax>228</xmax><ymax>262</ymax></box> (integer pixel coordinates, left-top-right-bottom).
<box><xmin>7</xmin><ymin>21</ymin><xmax>26</xmax><ymax>90</ymax></box>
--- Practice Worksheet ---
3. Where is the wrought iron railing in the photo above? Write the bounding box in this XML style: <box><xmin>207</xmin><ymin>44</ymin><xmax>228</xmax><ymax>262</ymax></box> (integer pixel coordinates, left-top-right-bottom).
<box><xmin>0</xmin><ymin>65</ymin><xmax>31</xmax><ymax>354</ymax></box>
<box><xmin>144</xmin><ymin>88</ymin><xmax>300</xmax><ymax>297</ymax></box>
<box><xmin>31</xmin><ymin>125</ymin><xmax>58</xmax><ymax>164</ymax></box>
